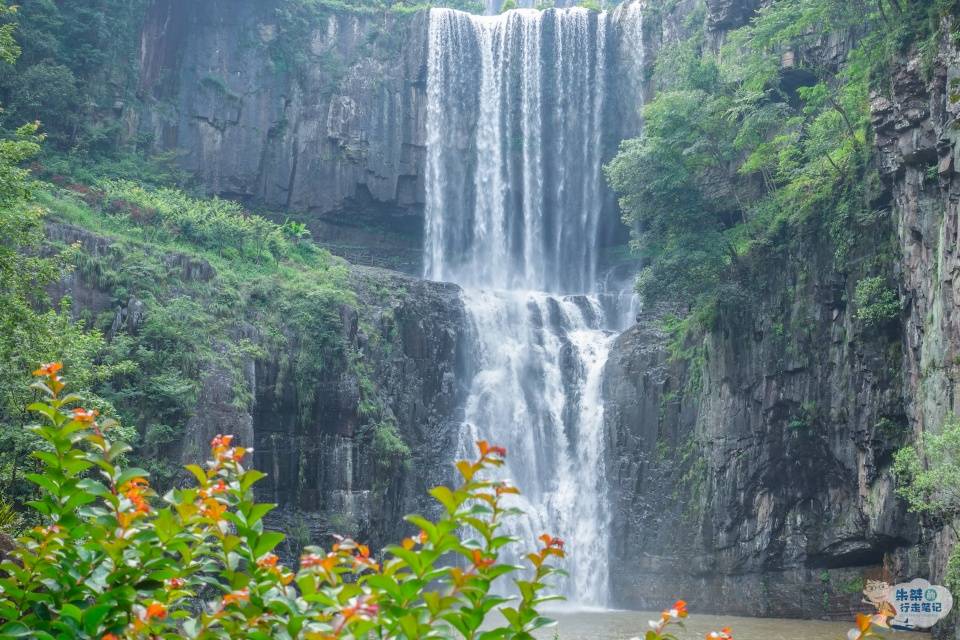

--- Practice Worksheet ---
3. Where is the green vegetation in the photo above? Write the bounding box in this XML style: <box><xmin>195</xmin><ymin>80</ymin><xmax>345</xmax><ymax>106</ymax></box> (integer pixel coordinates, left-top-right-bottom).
<box><xmin>894</xmin><ymin>416</ymin><xmax>960</xmax><ymax>595</ymax></box>
<box><xmin>605</xmin><ymin>0</ymin><xmax>957</xmax><ymax>317</ymax></box>
<box><xmin>0</xmin><ymin>0</ymin><xmax>427</xmax><ymax>528</ymax></box>
<box><xmin>37</xmin><ymin>179</ymin><xmax>363</xmax><ymax>488</ymax></box>
<box><xmin>854</xmin><ymin>276</ymin><xmax>900</xmax><ymax>327</ymax></box>
<box><xmin>0</xmin><ymin>0</ymin><xmax>139</xmax><ymax>512</ymax></box>
<box><xmin>0</xmin><ymin>366</ymin><xmax>567</xmax><ymax>637</ymax></box>
<box><xmin>0</xmin><ymin>0</ymin><xmax>148</xmax><ymax>153</ymax></box>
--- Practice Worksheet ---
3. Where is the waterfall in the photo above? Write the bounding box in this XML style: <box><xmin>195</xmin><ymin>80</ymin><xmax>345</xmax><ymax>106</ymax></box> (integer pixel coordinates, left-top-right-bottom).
<box><xmin>425</xmin><ymin>6</ymin><xmax>628</xmax><ymax>607</ymax></box>
<box><xmin>425</xmin><ymin>7</ymin><xmax>608</xmax><ymax>294</ymax></box>
<box><xmin>456</xmin><ymin>290</ymin><xmax>613</xmax><ymax>604</ymax></box>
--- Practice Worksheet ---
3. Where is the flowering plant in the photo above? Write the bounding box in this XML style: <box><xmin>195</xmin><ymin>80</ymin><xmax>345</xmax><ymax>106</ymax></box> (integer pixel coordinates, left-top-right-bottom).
<box><xmin>0</xmin><ymin>364</ymin><xmax>566</xmax><ymax>639</ymax></box>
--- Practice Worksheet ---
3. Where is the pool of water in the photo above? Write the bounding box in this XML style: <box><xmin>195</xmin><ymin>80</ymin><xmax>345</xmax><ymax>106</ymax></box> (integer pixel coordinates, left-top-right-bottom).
<box><xmin>529</xmin><ymin>609</ymin><xmax>931</xmax><ymax>640</ymax></box>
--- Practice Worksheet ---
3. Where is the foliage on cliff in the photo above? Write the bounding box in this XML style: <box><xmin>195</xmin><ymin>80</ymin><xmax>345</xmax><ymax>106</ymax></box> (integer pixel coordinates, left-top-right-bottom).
<box><xmin>0</xmin><ymin>365</ymin><xmax>564</xmax><ymax>638</ymax></box>
<box><xmin>0</xmin><ymin>1</ymin><xmax>140</xmax><ymax>516</ymax></box>
<box><xmin>895</xmin><ymin>417</ymin><xmax>960</xmax><ymax>595</ymax></box>
<box><xmin>0</xmin><ymin>0</ymin><xmax>148</xmax><ymax>153</ymax></box>
<box><xmin>0</xmin><ymin>0</ymin><xmax>424</xmax><ymax>536</ymax></box>
<box><xmin>606</xmin><ymin>0</ymin><xmax>957</xmax><ymax>313</ymax></box>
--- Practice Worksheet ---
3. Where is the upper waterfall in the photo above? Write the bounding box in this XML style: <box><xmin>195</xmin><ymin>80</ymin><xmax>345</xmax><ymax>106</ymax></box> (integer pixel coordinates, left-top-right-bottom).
<box><xmin>425</xmin><ymin>7</ymin><xmax>610</xmax><ymax>293</ymax></box>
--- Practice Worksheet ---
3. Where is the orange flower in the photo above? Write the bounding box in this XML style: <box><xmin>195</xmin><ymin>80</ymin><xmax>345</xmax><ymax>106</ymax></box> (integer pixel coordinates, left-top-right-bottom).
<box><xmin>669</xmin><ymin>600</ymin><xmax>688</xmax><ymax>619</ymax></box>
<box><xmin>339</xmin><ymin>595</ymin><xmax>379</xmax><ymax>622</ymax></box>
<box><xmin>226</xmin><ymin>446</ymin><xmax>248</xmax><ymax>462</ymax></box>
<box><xmin>211</xmin><ymin>479</ymin><xmax>228</xmax><ymax>494</ymax></box>
<box><xmin>476</xmin><ymin>440</ymin><xmax>507</xmax><ymax>458</ymax></box>
<box><xmin>200</xmin><ymin>497</ymin><xmax>227</xmax><ymax>521</ymax></box>
<box><xmin>102</xmin><ymin>634</ymin><xmax>120</xmax><ymax>640</ymax></box>
<box><xmin>300</xmin><ymin>553</ymin><xmax>324</xmax><ymax>568</ymax></box>
<box><xmin>471</xmin><ymin>548</ymin><xmax>494</xmax><ymax>569</ymax></box>
<box><xmin>707</xmin><ymin>627</ymin><xmax>734</xmax><ymax>640</ymax></box>
<box><xmin>211</xmin><ymin>434</ymin><xmax>234</xmax><ymax>451</ymax></box>
<box><xmin>165</xmin><ymin>577</ymin><xmax>186</xmax><ymax>590</ymax></box>
<box><xmin>121</xmin><ymin>477</ymin><xmax>151</xmax><ymax>515</ymax></box>
<box><xmin>257</xmin><ymin>553</ymin><xmax>279</xmax><ymax>569</ymax></box>
<box><xmin>33</xmin><ymin>362</ymin><xmax>62</xmax><ymax>377</ymax></box>
<box><xmin>145</xmin><ymin>602</ymin><xmax>167</xmax><ymax>620</ymax></box>
<box><xmin>539</xmin><ymin>534</ymin><xmax>565</xmax><ymax>550</ymax></box>
<box><xmin>222</xmin><ymin>588</ymin><xmax>249</xmax><ymax>606</ymax></box>
<box><xmin>301</xmin><ymin>552</ymin><xmax>338</xmax><ymax>572</ymax></box>
<box><xmin>71</xmin><ymin>407</ymin><xmax>99</xmax><ymax>423</ymax></box>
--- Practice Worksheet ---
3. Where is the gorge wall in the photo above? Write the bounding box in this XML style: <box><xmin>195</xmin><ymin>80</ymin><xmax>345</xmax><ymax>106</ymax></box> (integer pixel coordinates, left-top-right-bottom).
<box><xmin>601</xmin><ymin>3</ymin><xmax>960</xmax><ymax>637</ymax></box>
<box><xmin>47</xmin><ymin>218</ymin><xmax>470</xmax><ymax>554</ymax></box>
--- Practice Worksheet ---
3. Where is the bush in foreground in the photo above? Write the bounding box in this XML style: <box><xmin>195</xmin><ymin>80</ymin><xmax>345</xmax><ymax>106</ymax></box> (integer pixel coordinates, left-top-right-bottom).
<box><xmin>0</xmin><ymin>364</ymin><xmax>563</xmax><ymax>638</ymax></box>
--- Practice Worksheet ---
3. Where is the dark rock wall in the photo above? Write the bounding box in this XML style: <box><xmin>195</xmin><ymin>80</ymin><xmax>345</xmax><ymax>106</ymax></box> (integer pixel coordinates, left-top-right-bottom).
<box><xmin>602</xmin><ymin>3</ymin><xmax>960</xmax><ymax>635</ymax></box>
<box><xmin>132</xmin><ymin>0</ymin><xmax>646</xmax><ymax>267</ymax></box>
<box><xmin>48</xmin><ymin>222</ymin><xmax>469</xmax><ymax>553</ymax></box>
<box><xmin>135</xmin><ymin>0</ymin><xmax>430</xmax><ymax>270</ymax></box>
<box><xmin>872</xmin><ymin>24</ymin><xmax>960</xmax><ymax>635</ymax></box>
<box><xmin>252</xmin><ymin>268</ymin><xmax>469</xmax><ymax>549</ymax></box>
<box><xmin>603</xmin><ymin>227</ymin><xmax>911</xmax><ymax>618</ymax></box>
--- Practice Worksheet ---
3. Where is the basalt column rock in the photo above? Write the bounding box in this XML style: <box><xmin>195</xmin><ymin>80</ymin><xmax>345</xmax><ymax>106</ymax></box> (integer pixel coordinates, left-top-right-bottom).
<box><xmin>872</xmin><ymin>22</ymin><xmax>960</xmax><ymax>639</ymax></box>
<box><xmin>136</xmin><ymin>0</ymin><xmax>430</xmax><ymax>232</ymax></box>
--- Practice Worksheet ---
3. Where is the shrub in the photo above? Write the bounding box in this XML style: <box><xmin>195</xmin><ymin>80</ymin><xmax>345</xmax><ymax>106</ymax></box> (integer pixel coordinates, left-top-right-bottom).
<box><xmin>98</xmin><ymin>180</ymin><xmax>296</xmax><ymax>265</ymax></box>
<box><xmin>854</xmin><ymin>277</ymin><xmax>900</xmax><ymax>327</ymax></box>
<box><xmin>894</xmin><ymin>416</ymin><xmax>960</xmax><ymax>595</ymax></box>
<box><xmin>0</xmin><ymin>364</ymin><xmax>566</xmax><ymax>638</ymax></box>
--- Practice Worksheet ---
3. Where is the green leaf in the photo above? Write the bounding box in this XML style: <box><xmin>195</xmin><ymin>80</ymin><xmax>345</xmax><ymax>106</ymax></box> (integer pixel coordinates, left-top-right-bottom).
<box><xmin>25</xmin><ymin>473</ymin><xmax>58</xmax><ymax>495</ymax></box>
<box><xmin>429</xmin><ymin>486</ymin><xmax>458</xmax><ymax>513</ymax></box>
<box><xmin>253</xmin><ymin>531</ymin><xmax>285</xmax><ymax>558</ymax></box>
<box><xmin>184</xmin><ymin>464</ymin><xmax>207</xmax><ymax>486</ymax></box>
<box><xmin>240</xmin><ymin>469</ymin><xmax>267</xmax><ymax>492</ymax></box>
<box><xmin>116</xmin><ymin>468</ymin><xmax>150</xmax><ymax>486</ymax></box>
<box><xmin>82</xmin><ymin>603</ymin><xmax>112</xmax><ymax>636</ymax></box>
<box><xmin>244</xmin><ymin>503</ymin><xmax>275</xmax><ymax>527</ymax></box>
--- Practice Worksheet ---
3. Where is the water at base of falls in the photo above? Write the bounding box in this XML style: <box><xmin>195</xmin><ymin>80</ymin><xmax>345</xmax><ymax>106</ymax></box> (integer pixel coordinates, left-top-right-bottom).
<box><xmin>424</xmin><ymin>5</ymin><xmax>639</xmax><ymax>606</ymax></box>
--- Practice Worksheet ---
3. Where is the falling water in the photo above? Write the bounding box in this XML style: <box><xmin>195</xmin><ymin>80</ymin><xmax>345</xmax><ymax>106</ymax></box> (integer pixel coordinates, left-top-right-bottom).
<box><xmin>425</xmin><ymin>6</ymin><xmax>632</xmax><ymax>606</ymax></box>
<box><xmin>455</xmin><ymin>290</ymin><xmax>614</xmax><ymax>604</ymax></box>
<box><xmin>425</xmin><ymin>7</ymin><xmax>608</xmax><ymax>294</ymax></box>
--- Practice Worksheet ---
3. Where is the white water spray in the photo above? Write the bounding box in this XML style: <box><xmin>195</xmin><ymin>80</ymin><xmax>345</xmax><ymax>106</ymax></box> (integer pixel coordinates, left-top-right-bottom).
<box><xmin>425</xmin><ymin>5</ymin><xmax>636</xmax><ymax>606</ymax></box>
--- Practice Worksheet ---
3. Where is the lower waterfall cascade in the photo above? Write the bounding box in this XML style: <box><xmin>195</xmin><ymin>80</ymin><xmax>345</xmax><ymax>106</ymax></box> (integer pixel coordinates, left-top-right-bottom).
<box><xmin>424</xmin><ymin>5</ymin><xmax>641</xmax><ymax>606</ymax></box>
<box><xmin>455</xmin><ymin>290</ymin><xmax>615</xmax><ymax>605</ymax></box>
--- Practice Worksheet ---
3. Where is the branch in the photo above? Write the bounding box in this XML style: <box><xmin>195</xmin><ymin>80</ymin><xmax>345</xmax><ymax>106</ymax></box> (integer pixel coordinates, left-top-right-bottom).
<box><xmin>824</xmin><ymin>150</ymin><xmax>843</xmax><ymax>176</ymax></box>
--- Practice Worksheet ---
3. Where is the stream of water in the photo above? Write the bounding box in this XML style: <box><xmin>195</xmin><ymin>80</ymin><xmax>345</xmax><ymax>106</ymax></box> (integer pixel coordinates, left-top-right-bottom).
<box><xmin>425</xmin><ymin>6</ymin><xmax>627</xmax><ymax>606</ymax></box>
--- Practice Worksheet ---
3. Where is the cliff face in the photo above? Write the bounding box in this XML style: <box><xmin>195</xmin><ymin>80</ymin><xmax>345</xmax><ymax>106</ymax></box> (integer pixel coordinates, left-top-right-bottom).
<box><xmin>603</xmin><ymin>227</ymin><xmax>911</xmax><ymax>618</ymax></box>
<box><xmin>135</xmin><ymin>0</ymin><xmax>430</xmax><ymax>270</ymax></box>
<box><xmin>47</xmin><ymin>222</ymin><xmax>469</xmax><ymax>553</ymax></box>
<box><xmin>872</xmin><ymin>21</ymin><xmax>960</xmax><ymax>613</ymax></box>
<box><xmin>602</xmin><ymin>3</ymin><xmax>960</xmax><ymax>634</ymax></box>
<box><xmin>57</xmin><ymin>0</ymin><xmax>959</xmax><ymax>628</ymax></box>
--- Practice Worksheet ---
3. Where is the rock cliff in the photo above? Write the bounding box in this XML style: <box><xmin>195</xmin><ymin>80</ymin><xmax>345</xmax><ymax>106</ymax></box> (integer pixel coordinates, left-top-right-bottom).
<box><xmin>131</xmin><ymin>0</ymin><xmax>646</xmax><ymax>270</ymax></box>
<box><xmin>602</xmin><ymin>3</ymin><xmax>960</xmax><ymax>637</ymax></box>
<box><xmin>46</xmin><ymin>221</ymin><xmax>469</xmax><ymax>553</ymax></box>
<box><xmin>135</xmin><ymin>0</ymin><xmax>430</xmax><ymax>270</ymax></box>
